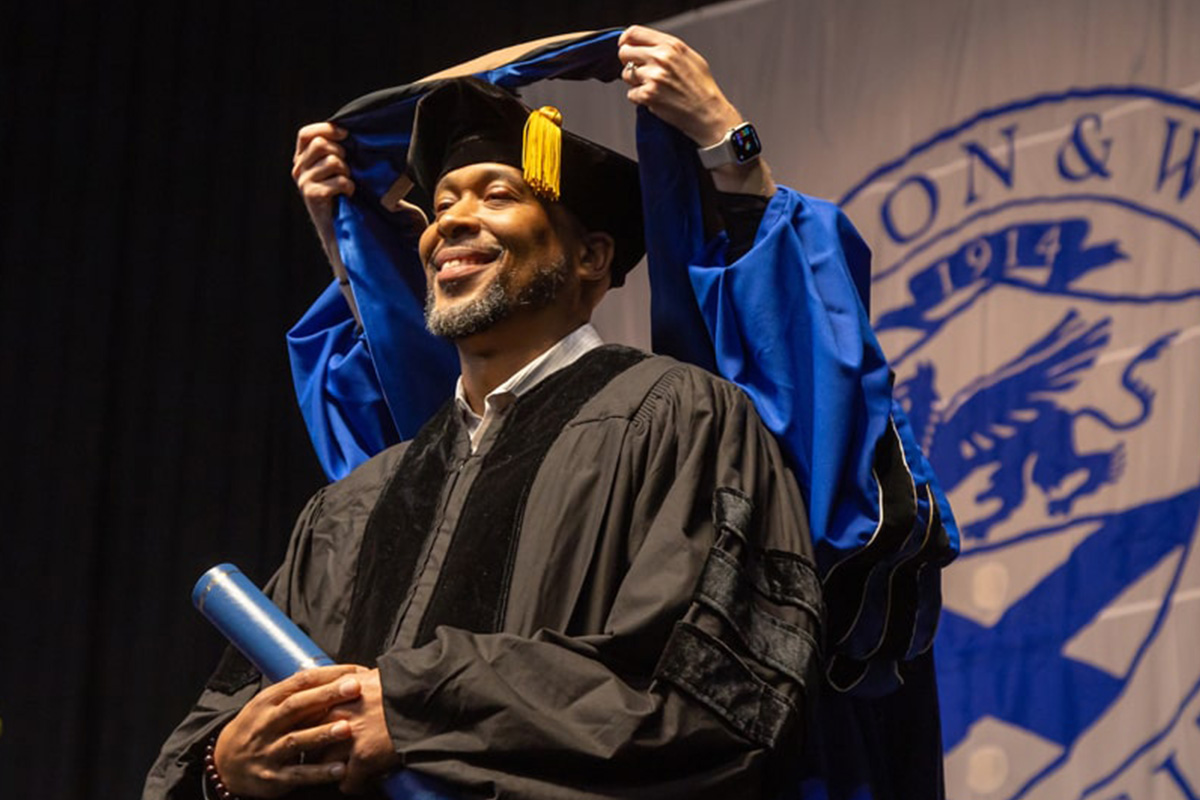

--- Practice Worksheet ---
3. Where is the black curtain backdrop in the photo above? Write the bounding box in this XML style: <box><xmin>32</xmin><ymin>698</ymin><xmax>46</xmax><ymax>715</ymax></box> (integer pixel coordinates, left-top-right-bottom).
<box><xmin>0</xmin><ymin>2</ymin><xmax>722</xmax><ymax>796</ymax></box>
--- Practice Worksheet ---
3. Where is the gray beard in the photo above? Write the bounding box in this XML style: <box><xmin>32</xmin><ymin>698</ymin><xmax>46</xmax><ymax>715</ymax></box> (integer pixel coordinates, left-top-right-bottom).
<box><xmin>425</xmin><ymin>256</ymin><xmax>568</xmax><ymax>339</ymax></box>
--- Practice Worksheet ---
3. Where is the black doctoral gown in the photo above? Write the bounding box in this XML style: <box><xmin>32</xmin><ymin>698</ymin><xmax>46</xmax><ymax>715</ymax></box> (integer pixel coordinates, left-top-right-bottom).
<box><xmin>144</xmin><ymin>347</ymin><xmax>823</xmax><ymax>799</ymax></box>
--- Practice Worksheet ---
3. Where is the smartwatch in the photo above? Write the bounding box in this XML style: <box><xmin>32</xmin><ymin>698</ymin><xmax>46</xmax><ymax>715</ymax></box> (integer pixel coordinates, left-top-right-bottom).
<box><xmin>697</xmin><ymin>122</ymin><xmax>762</xmax><ymax>169</ymax></box>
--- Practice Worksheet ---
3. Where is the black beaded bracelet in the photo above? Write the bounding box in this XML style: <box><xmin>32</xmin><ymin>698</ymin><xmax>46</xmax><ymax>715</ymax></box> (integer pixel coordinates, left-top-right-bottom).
<box><xmin>203</xmin><ymin>734</ymin><xmax>243</xmax><ymax>800</ymax></box>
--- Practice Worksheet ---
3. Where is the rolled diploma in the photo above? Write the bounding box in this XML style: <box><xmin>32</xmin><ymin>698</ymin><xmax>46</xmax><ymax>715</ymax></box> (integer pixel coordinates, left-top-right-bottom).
<box><xmin>192</xmin><ymin>563</ymin><xmax>334</xmax><ymax>682</ymax></box>
<box><xmin>192</xmin><ymin>563</ymin><xmax>456</xmax><ymax>799</ymax></box>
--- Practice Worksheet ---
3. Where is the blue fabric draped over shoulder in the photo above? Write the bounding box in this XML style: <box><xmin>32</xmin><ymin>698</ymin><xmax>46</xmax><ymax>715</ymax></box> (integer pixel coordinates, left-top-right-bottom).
<box><xmin>284</xmin><ymin>26</ymin><xmax>962</xmax><ymax>800</ymax></box>
<box><xmin>286</xmin><ymin>31</ymin><xmax>628</xmax><ymax>473</ymax></box>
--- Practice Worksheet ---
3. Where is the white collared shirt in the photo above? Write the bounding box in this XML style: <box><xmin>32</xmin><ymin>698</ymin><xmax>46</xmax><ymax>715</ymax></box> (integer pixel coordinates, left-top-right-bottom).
<box><xmin>453</xmin><ymin>323</ymin><xmax>604</xmax><ymax>451</ymax></box>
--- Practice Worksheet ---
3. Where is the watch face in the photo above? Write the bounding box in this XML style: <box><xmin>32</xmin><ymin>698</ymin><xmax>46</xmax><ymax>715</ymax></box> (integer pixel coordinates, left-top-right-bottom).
<box><xmin>729</xmin><ymin>123</ymin><xmax>762</xmax><ymax>163</ymax></box>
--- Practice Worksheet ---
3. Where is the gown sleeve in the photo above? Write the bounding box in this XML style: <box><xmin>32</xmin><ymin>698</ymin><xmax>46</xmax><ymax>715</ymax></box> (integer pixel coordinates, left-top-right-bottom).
<box><xmin>373</xmin><ymin>369</ymin><xmax>822</xmax><ymax>800</ymax></box>
<box><xmin>636</xmin><ymin>111</ymin><xmax>959</xmax><ymax>696</ymax></box>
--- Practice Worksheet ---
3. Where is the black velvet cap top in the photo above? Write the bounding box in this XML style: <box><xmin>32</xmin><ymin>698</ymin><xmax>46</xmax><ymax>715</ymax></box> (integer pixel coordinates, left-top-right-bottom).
<box><xmin>407</xmin><ymin>77</ymin><xmax>644</xmax><ymax>285</ymax></box>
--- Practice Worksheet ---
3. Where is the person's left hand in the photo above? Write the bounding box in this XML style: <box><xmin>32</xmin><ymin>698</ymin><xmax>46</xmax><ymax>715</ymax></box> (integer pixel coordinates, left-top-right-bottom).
<box><xmin>617</xmin><ymin>25</ymin><xmax>743</xmax><ymax>147</ymax></box>
<box><xmin>618</xmin><ymin>25</ymin><xmax>775</xmax><ymax>196</ymax></box>
<box><xmin>329</xmin><ymin>668</ymin><xmax>403</xmax><ymax>794</ymax></box>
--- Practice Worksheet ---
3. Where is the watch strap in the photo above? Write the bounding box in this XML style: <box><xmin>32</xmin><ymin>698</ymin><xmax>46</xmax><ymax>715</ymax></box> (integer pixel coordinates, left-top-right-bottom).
<box><xmin>697</xmin><ymin>122</ymin><xmax>761</xmax><ymax>169</ymax></box>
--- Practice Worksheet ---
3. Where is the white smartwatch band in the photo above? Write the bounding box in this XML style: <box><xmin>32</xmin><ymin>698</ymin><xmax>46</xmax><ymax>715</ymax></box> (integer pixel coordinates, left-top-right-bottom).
<box><xmin>697</xmin><ymin>122</ymin><xmax>761</xmax><ymax>169</ymax></box>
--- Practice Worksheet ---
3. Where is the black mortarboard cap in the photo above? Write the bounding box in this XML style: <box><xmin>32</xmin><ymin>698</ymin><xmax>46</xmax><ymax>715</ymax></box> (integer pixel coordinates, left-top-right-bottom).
<box><xmin>407</xmin><ymin>77</ymin><xmax>644</xmax><ymax>285</ymax></box>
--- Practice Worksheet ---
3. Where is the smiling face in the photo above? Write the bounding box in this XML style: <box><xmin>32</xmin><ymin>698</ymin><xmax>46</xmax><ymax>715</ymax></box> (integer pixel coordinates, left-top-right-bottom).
<box><xmin>418</xmin><ymin>162</ymin><xmax>580</xmax><ymax>340</ymax></box>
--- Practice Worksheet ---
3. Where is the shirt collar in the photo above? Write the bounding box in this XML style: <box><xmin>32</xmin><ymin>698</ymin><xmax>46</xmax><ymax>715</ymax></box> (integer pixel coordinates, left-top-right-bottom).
<box><xmin>454</xmin><ymin>323</ymin><xmax>604</xmax><ymax>424</ymax></box>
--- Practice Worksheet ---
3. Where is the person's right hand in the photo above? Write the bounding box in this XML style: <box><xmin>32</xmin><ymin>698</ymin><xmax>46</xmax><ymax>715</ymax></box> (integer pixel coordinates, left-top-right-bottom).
<box><xmin>292</xmin><ymin>122</ymin><xmax>355</xmax><ymax>258</ymax></box>
<box><xmin>212</xmin><ymin>664</ymin><xmax>364</xmax><ymax>798</ymax></box>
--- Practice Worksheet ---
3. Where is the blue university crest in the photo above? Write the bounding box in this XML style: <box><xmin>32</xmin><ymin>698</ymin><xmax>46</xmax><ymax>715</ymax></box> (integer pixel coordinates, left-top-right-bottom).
<box><xmin>841</xmin><ymin>88</ymin><xmax>1200</xmax><ymax>799</ymax></box>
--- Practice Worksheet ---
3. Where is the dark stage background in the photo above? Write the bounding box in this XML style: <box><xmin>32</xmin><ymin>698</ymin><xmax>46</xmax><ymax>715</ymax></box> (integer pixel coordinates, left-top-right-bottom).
<box><xmin>0</xmin><ymin>2</ymin><xmax>722</xmax><ymax>796</ymax></box>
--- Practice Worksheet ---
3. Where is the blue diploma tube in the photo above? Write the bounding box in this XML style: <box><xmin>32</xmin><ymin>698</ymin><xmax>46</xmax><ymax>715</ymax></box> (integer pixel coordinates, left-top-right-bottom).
<box><xmin>192</xmin><ymin>563</ymin><xmax>457</xmax><ymax>800</ymax></box>
<box><xmin>192</xmin><ymin>563</ymin><xmax>334</xmax><ymax>682</ymax></box>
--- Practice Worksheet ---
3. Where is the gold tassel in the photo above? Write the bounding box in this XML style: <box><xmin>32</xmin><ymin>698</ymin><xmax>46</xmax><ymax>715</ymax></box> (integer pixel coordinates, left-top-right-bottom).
<box><xmin>523</xmin><ymin>106</ymin><xmax>563</xmax><ymax>201</ymax></box>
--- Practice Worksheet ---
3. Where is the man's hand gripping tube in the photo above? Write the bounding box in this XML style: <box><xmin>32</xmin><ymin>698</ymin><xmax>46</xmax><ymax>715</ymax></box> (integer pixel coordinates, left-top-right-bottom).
<box><xmin>192</xmin><ymin>563</ymin><xmax>456</xmax><ymax>799</ymax></box>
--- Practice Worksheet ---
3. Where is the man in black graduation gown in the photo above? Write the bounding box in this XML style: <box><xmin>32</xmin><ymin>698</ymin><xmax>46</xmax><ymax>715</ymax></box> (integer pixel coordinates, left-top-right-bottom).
<box><xmin>145</xmin><ymin>30</ymin><xmax>820</xmax><ymax>800</ymax></box>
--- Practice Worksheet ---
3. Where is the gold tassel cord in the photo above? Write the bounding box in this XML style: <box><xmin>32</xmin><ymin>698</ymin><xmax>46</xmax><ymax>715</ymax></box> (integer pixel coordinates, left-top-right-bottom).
<box><xmin>523</xmin><ymin>106</ymin><xmax>563</xmax><ymax>201</ymax></box>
